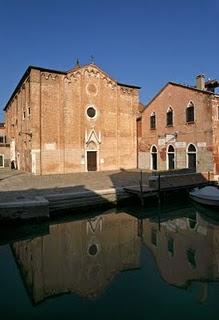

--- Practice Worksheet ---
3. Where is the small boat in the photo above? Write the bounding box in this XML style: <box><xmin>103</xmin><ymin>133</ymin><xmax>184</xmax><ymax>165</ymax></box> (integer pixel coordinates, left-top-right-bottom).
<box><xmin>189</xmin><ymin>186</ymin><xmax>219</xmax><ymax>207</ymax></box>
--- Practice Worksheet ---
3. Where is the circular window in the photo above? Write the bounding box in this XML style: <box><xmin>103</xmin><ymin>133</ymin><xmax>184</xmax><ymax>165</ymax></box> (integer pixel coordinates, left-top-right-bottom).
<box><xmin>87</xmin><ymin>106</ymin><xmax>96</xmax><ymax>118</ymax></box>
<box><xmin>87</xmin><ymin>83</ymin><xmax>97</xmax><ymax>95</ymax></box>
<box><xmin>88</xmin><ymin>244</ymin><xmax>98</xmax><ymax>256</ymax></box>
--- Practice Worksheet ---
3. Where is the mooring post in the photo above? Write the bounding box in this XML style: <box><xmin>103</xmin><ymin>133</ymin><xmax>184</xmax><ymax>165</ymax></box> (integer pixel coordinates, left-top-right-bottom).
<box><xmin>208</xmin><ymin>171</ymin><xmax>210</xmax><ymax>184</ymax></box>
<box><xmin>158</xmin><ymin>173</ymin><xmax>161</xmax><ymax>205</ymax></box>
<box><xmin>158</xmin><ymin>208</ymin><xmax>161</xmax><ymax>231</ymax></box>
<box><xmin>137</xmin><ymin>218</ymin><xmax>143</xmax><ymax>237</ymax></box>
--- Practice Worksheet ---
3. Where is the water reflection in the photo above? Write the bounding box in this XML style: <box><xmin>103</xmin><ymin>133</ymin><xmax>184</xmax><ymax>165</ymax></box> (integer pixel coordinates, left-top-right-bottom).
<box><xmin>142</xmin><ymin>206</ymin><xmax>219</xmax><ymax>294</ymax></box>
<box><xmin>12</xmin><ymin>211</ymin><xmax>141</xmax><ymax>304</ymax></box>
<box><xmin>11</xmin><ymin>204</ymin><xmax>219</xmax><ymax>305</ymax></box>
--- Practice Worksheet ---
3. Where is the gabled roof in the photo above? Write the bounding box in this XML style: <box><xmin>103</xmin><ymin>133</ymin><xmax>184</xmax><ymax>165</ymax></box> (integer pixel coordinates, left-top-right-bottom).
<box><xmin>144</xmin><ymin>81</ymin><xmax>219</xmax><ymax>109</ymax></box>
<box><xmin>4</xmin><ymin>63</ymin><xmax>140</xmax><ymax>111</ymax></box>
<box><xmin>67</xmin><ymin>63</ymin><xmax>141</xmax><ymax>89</ymax></box>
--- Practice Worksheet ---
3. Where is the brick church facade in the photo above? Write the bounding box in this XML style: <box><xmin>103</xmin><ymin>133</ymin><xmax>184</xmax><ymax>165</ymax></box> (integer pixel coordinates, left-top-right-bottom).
<box><xmin>4</xmin><ymin>63</ymin><xmax>140</xmax><ymax>174</ymax></box>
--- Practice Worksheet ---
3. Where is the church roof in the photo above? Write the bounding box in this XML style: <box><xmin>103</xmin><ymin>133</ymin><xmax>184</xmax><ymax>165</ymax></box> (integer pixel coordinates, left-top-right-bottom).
<box><xmin>4</xmin><ymin>63</ymin><xmax>140</xmax><ymax>111</ymax></box>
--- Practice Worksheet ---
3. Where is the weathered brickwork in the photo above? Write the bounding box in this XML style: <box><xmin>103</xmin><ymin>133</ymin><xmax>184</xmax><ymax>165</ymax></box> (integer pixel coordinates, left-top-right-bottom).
<box><xmin>5</xmin><ymin>64</ymin><xmax>140</xmax><ymax>175</ymax></box>
<box><xmin>139</xmin><ymin>81</ymin><xmax>219</xmax><ymax>176</ymax></box>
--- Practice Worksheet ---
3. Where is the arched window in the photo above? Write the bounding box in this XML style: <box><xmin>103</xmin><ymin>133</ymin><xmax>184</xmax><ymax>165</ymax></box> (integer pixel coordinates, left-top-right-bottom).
<box><xmin>187</xmin><ymin>248</ymin><xmax>196</xmax><ymax>269</ymax></box>
<box><xmin>187</xmin><ymin>214</ymin><xmax>197</xmax><ymax>230</ymax></box>
<box><xmin>0</xmin><ymin>154</ymin><xmax>4</xmax><ymax>167</ymax></box>
<box><xmin>186</xmin><ymin>102</ymin><xmax>194</xmax><ymax>123</ymax></box>
<box><xmin>150</xmin><ymin>145</ymin><xmax>157</xmax><ymax>170</ymax></box>
<box><xmin>166</xmin><ymin>107</ymin><xmax>173</xmax><ymax>126</ymax></box>
<box><xmin>150</xmin><ymin>112</ymin><xmax>156</xmax><ymax>129</ymax></box>
<box><xmin>167</xmin><ymin>145</ymin><xmax>175</xmax><ymax>170</ymax></box>
<box><xmin>187</xmin><ymin>144</ymin><xmax>196</xmax><ymax>171</ymax></box>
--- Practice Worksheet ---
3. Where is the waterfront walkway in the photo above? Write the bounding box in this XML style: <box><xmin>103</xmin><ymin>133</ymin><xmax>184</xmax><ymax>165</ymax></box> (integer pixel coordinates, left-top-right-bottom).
<box><xmin>0</xmin><ymin>168</ymin><xmax>150</xmax><ymax>202</ymax></box>
<box><xmin>0</xmin><ymin>168</ymin><xmax>210</xmax><ymax>220</ymax></box>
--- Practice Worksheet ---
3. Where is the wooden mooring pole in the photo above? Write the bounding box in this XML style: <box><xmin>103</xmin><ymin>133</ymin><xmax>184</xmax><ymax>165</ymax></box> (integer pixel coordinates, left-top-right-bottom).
<box><xmin>139</xmin><ymin>170</ymin><xmax>144</xmax><ymax>206</ymax></box>
<box><xmin>157</xmin><ymin>174</ymin><xmax>161</xmax><ymax>230</ymax></box>
<box><xmin>158</xmin><ymin>174</ymin><xmax>161</xmax><ymax>205</ymax></box>
<box><xmin>208</xmin><ymin>171</ymin><xmax>210</xmax><ymax>184</ymax></box>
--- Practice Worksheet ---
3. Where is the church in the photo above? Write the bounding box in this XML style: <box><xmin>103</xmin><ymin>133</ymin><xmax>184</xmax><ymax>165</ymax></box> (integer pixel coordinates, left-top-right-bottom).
<box><xmin>4</xmin><ymin>63</ymin><xmax>140</xmax><ymax>174</ymax></box>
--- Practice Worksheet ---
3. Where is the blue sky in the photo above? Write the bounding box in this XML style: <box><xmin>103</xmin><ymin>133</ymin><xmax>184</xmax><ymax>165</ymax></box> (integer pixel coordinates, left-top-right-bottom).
<box><xmin>0</xmin><ymin>0</ymin><xmax>219</xmax><ymax>121</ymax></box>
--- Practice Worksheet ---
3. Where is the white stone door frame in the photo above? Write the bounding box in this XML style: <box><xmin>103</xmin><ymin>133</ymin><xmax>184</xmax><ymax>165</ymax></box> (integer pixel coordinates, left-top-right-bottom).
<box><xmin>85</xmin><ymin>146</ymin><xmax>99</xmax><ymax>172</ymax></box>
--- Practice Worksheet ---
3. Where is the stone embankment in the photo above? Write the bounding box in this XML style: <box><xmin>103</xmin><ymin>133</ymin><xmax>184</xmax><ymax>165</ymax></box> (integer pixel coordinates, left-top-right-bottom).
<box><xmin>0</xmin><ymin>169</ymin><xmax>148</xmax><ymax>222</ymax></box>
<box><xmin>0</xmin><ymin>168</ymin><xmax>212</xmax><ymax>222</ymax></box>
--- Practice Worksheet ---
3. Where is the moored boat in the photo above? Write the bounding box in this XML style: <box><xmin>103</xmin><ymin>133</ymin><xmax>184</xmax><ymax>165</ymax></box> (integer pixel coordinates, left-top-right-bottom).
<box><xmin>189</xmin><ymin>186</ymin><xmax>219</xmax><ymax>207</ymax></box>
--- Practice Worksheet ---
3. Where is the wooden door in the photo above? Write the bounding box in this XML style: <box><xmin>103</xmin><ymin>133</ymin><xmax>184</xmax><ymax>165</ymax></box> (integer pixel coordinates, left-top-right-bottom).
<box><xmin>152</xmin><ymin>153</ymin><xmax>157</xmax><ymax>170</ymax></box>
<box><xmin>87</xmin><ymin>151</ymin><xmax>97</xmax><ymax>171</ymax></box>
<box><xmin>188</xmin><ymin>153</ymin><xmax>196</xmax><ymax>171</ymax></box>
<box><xmin>168</xmin><ymin>153</ymin><xmax>175</xmax><ymax>169</ymax></box>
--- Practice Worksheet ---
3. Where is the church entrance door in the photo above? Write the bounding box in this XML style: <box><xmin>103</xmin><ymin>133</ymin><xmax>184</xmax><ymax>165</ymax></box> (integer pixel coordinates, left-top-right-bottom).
<box><xmin>87</xmin><ymin>151</ymin><xmax>97</xmax><ymax>171</ymax></box>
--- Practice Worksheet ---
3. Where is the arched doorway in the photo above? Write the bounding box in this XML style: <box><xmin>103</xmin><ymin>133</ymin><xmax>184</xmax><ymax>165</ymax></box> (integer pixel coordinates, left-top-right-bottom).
<box><xmin>187</xmin><ymin>144</ymin><xmax>196</xmax><ymax>171</ymax></box>
<box><xmin>151</xmin><ymin>145</ymin><xmax>157</xmax><ymax>170</ymax></box>
<box><xmin>167</xmin><ymin>145</ymin><xmax>175</xmax><ymax>170</ymax></box>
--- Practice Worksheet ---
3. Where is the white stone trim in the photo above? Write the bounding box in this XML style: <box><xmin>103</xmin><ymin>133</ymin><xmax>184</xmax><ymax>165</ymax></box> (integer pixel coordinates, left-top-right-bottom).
<box><xmin>186</xmin><ymin>143</ymin><xmax>197</xmax><ymax>169</ymax></box>
<box><xmin>166</xmin><ymin>144</ymin><xmax>175</xmax><ymax>170</ymax></box>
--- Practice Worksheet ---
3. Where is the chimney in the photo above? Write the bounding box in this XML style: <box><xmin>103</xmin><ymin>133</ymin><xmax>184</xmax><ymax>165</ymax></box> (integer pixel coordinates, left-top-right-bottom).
<box><xmin>196</xmin><ymin>74</ymin><xmax>205</xmax><ymax>90</ymax></box>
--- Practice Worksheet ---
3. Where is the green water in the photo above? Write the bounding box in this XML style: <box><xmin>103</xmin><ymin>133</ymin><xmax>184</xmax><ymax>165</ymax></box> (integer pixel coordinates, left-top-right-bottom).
<box><xmin>1</xmin><ymin>202</ymin><xmax>219</xmax><ymax>320</ymax></box>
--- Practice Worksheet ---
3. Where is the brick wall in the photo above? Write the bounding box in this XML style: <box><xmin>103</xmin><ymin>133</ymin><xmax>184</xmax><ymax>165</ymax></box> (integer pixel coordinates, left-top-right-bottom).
<box><xmin>5</xmin><ymin>64</ymin><xmax>139</xmax><ymax>174</ymax></box>
<box><xmin>139</xmin><ymin>83</ymin><xmax>218</xmax><ymax>174</ymax></box>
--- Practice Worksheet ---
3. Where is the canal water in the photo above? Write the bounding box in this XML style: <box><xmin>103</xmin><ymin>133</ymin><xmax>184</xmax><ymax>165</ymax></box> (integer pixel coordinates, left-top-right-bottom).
<box><xmin>1</xmin><ymin>201</ymin><xmax>219</xmax><ymax>320</ymax></box>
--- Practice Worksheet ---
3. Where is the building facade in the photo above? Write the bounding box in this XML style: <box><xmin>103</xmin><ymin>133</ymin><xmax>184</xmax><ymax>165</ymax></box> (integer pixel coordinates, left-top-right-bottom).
<box><xmin>138</xmin><ymin>75</ymin><xmax>219</xmax><ymax>177</ymax></box>
<box><xmin>4</xmin><ymin>63</ymin><xmax>140</xmax><ymax>175</ymax></box>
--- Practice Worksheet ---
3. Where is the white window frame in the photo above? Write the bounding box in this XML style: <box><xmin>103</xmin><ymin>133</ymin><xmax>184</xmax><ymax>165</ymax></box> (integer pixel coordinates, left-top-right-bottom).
<box><xmin>186</xmin><ymin>143</ymin><xmax>197</xmax><ymax>169</ymax></box>
<box><xmin>150</xmin><ymin>145</ymin><xmax>158</xmax><ymax>170</ymax></box>
<box><xmin>166</xmin><ymin>106</ymin><xmax>174</xmax><ymax>126</ymax></box>
<box><xmin>186</xmin><ymin>100</ymin><xmax>195</xmax><ymax>123</ymax></box>
<box><xmin>166</xmin><ymin>144</ymin><xmax>175</xmax><ymax>170</ymax></box>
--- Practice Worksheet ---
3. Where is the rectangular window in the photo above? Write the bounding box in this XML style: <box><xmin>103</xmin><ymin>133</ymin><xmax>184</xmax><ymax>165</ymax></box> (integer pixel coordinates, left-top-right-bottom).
<box><xmin>23</xmin><ymin>111</ymin><xmax>26</xmax><ymax>120</ymax></box>
<box><xmin>28</xmin><ymin>107</ymin><xmax>31</xmax><ymax>116</ymax></box>
<box><xmin>0</xmin><ymin>136</ymin><xmax>3</xmax><ymax>143</ymax></box>
<box><xmin>150</xmin><ymin>115</ymin><xmax>156</xmax><ymax>129</ymax></box>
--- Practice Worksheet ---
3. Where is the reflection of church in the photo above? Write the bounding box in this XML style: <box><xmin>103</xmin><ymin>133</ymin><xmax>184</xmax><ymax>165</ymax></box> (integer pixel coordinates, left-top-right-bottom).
<box><xmin>11</xmin><ymin>207</ymin><xmax>219</xmax><ymax>304</ymax></box>
<box><xmin>5</xmin><ymin>63</ymin><xmax>140</xmax><ymax>174</ymax></box>
<box><xmin>12</xmin><ymin>211</ymin><xmax>140</xmax><ymax>303</ymax></box>
<box><xmin>142</xmin><ymin>211</ymin><xmax>219</xmax><ymax>290</ymax></box>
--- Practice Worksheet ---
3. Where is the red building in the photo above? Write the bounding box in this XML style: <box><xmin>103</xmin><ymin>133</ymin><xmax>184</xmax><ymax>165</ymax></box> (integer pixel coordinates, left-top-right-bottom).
<box><xmin>138</xmin><ymin>75</ymin><xmax>219</xmax><ymax>178</ymax></box>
